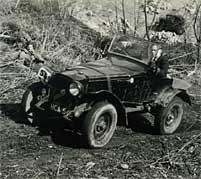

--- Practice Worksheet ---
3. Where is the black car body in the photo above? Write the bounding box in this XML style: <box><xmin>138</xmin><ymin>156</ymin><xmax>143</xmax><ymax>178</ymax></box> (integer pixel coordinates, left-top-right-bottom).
<box><xmin>22</xmin><ymin>36</ymin><xmax>191</xmax><ymax>148</ymax></box>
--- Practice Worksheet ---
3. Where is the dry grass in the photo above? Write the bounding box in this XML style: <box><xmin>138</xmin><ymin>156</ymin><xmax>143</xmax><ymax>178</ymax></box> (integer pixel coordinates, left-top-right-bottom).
<box><xmin>1</xmin><ymin>1</ymin><xmax>201</xmax><ymax>179</ymax></box>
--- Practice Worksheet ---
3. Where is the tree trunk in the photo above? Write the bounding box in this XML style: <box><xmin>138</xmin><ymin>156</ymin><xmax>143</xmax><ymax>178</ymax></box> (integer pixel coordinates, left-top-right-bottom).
<box><xmin>122</xmin><ymin>0</ymin><xmax>126</xmax><ymax>35</ymax></box>
<box><xmin>144</xmin><ymin>0</ymin><xmax>150</xmax><ymax>40</ymax></box>
<box><xmin>115</xmin><ymin>0</ymin><xmax>119</xmax><ymax>33</ymax></box>
<box><xmin>133</xmin><ymin>0</ymin><xmax>137</xmax><ymax>37</ymax></box>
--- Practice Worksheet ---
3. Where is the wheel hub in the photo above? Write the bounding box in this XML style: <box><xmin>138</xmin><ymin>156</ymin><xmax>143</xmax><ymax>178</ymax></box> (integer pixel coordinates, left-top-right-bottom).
<box><xmin>96</xmin><ymin>117</ymin><xmax>107</xmax><ymax>133</ymax></box>
<box><xmin>166</xmin><ymin>113</ymin><xmax>175</xmax><ymax>126</ymax></box>
<box><xmin>94</xmin><ymin>114</ymin><xmax>111</xmax><ymax>139</ymax></box>
<box><xmin>165</xmin><ymin>106</ymin><xmax>179</xmax><ymax>127</ymax></box>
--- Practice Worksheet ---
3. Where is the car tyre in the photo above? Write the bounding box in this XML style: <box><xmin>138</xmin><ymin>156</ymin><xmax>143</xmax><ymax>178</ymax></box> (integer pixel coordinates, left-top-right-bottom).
<box><xmin>154</xmin><ymin>96</ymin><xmax>184</xmax><ymax>134</ymax></box>
<box><xmin>21</xmin><ymin>82</ymin><xmax>44</xmax><ymax>125</ymax></box>
<box><xmin>83</xmin><ymin>101</ymin><xmax>117</xmax><ymax>148</ymax></box>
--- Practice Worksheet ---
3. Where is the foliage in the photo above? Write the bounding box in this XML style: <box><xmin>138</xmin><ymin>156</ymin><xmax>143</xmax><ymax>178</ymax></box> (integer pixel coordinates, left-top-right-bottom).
<box><xmin>150</xmin><ymin>31</ymin><xmax>182</xmax><ymax>44</ymax></box>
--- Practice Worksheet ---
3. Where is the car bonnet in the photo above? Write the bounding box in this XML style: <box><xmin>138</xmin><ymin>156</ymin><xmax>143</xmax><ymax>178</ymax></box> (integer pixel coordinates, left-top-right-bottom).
<box><xmin>61</xmin><ymin>59</ymin><xmax>145</xmax><ymax>81</ymax></box>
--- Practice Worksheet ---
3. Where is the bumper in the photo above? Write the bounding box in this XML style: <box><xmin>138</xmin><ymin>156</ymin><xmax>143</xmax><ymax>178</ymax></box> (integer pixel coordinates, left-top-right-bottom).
<box><xmin>34</xmin><ymin>86</ymin><xmax>91</xmax><ymax>120</ymax></box>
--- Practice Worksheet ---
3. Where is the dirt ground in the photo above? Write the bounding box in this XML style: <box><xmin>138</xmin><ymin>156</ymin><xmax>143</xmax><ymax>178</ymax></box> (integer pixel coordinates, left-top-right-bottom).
<box><xmin>1</xmin><ymin>1</ymin><xmax>201</xmax><ymax>178</ymax></box>
<box><xmin>1</xmin><ymin>70</ymin><xmax>201</xmax><ymax>179</ymax></box>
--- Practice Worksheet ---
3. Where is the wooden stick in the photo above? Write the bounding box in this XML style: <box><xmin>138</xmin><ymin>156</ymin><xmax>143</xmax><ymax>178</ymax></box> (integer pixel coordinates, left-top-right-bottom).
<box><xmin>0</xmin><ymin>34</ymin><xmax>16</xmax><ymax>40</ymax></box>
<box><xmin>170</xmin><ymin>64</ymin><xmax>199</xmax><ymax>67</ymax></box>
<box><xmin>168</xmin><ymin>51</ymin><xmax>196</xmax><ymax>62</ymax></box>
<box><xmin>28</xmin><ymin>44</ymin><xmax>45</xmax><ymax>63</ymax></box>
<box><xmin>170</xmin><ymin>70</ymin><xmax>186</xmax><ymax>75</ymax></box>
<box><xmin>15</xmin><ymin>0</ymin><xmax>21</xmax><ymax>8</ymax></box>
<box><xmin>176</xmin><ymin>133</ymin><xmax>201</xmax><ymax>155</ymax></box>
<box><xmin>0</xmin><ymin>73</ymin><xmax>26</xmax><ymax>76</ymax></box>
<box><xmin>0</xmin><ymin>62</ymin><xmax>14</xmax><ymax>68</ymax></box>
<box><xmin>148</xmin><ymin>133</ymin><xmax>201</xmax><ymax>167</ymax></box>
<box><xmin>0</xmin><ymin>77</ymin><xmax>33</xmax><ymax>95</ymax></box>
<box><xmin>56</xmin><ymin>152</ymin><xmax>63</xmax><ymax>178</ymax></box>
<box><xmin>40</xmin><ymin>30</ymin><xmax>48</xmax><ymax>54</ymax></box>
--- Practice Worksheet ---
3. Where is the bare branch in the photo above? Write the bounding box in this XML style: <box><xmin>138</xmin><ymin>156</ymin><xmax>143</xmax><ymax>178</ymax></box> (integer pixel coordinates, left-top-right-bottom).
<box><xmin>121</xmin><ymin>0</ymin><xmax>126</xmax><ymax>34</ymax></box>
<box><xmin>144</xmin><ymin>0</ymin><xmax>150</xmax><ymax>40</ymax></box>
<box><xmin>56</xmin><ymin>152</ymin><xmax>64</xmax><ymax>178</ymax></box>
<box><xmin>168</xmin><ymin>50</ymin><xmax>197</xmax><ymax>62</ymax></box>
<box><xmin>0</xmin><ymin>34</ymin><xmax>16</xmax><ymax>40</ymax></box>
<box><xmin>193</xmin><ymin>3</ymin><xmax>201</xmax><ymax>42</ymax></box>
<box><xmin>15</xmin><ymin>0</ymin><xmax>21</xmax><ymax>9</ymax></box>
<box><xmin>148</xmin><ymin>0</ymin><xmax>161</xmax><ymax>32</ymax></box>
<box><xmin>115</xmin><ymin>0</ymin><xmax>119</xmax><ymax>33</ymax></box>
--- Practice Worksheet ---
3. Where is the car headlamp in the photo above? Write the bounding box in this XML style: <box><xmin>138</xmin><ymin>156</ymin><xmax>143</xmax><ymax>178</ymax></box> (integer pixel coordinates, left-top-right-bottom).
<box><xmin>69</xmin><ymin>82</ymin><xmax>82</xmax><ymax>96</ymax></box>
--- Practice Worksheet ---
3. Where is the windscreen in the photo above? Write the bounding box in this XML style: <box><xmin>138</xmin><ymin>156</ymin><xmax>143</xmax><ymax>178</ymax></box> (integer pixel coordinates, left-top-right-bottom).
<box><xmin>109</xmin><ymin>36</ymin><xmax>153</xmax><ymax>63</ymax></box>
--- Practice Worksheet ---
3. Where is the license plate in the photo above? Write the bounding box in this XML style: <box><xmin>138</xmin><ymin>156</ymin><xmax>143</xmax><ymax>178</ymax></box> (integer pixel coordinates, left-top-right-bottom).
<box><xmin>51</xmin><ymin>104</ymin><xmax>61</xmax><ymax>113</ymax></box>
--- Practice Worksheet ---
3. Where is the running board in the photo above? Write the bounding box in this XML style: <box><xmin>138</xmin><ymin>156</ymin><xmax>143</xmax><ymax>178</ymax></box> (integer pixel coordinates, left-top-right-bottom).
<box><xmin>125</xmin><ymin>106</ymin><xmax>144</xmax><ymax>113</ymax></box>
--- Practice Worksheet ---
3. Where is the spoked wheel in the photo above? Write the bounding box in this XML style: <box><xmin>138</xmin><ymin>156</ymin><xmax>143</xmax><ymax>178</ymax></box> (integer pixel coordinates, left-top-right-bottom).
<box><xmin>154</xmin><ymin>96</ymin><xmax>184</xmax><ymax>134</ymax></box>
<box><xmin>83</xmin><ymin>101</ymin><xmax>117</xmax><ymax>148</ymax></box>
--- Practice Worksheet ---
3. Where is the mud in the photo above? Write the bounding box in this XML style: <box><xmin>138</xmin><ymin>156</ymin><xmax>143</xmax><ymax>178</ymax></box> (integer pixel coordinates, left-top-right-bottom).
<box><xmin>1</xmin><ymin>89</ymin><xmax>201</xmax><ymax>179</ymax></box>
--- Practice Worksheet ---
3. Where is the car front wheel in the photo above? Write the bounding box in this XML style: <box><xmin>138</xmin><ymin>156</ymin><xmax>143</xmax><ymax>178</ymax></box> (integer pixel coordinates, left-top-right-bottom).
<box><xmin>83</xmin><ymin>101</ymin><xmax>117</xmax><ymax>148</ymax></box>
<box><xmin>21</xmin><ymin>82</ymin><xmax>44</xmax><ymax>125</ymax></box>
<box><xmin>154</xmin><ymin>96</ymin><xmax>184</xmax><ymax>134</ymax></box>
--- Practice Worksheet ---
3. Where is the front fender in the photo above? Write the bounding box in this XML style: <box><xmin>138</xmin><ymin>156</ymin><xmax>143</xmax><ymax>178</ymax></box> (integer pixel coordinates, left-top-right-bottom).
<box><xmin>172</xmin><ymin>78</ymin><xmax>191</xmax><ymax>90</ymax></box>
<box><xmin>154</xmin><ymin>77</ymin><xmax>192</xmax><ymax>107</ymax></box>
<box><xmin>155</xmin><ymin>87</ymin><xmax>191</xmax><ymax>107</ymax></box>
<box><xmin>89</xmin><ymin>90</ymin><xmax>127</xmax><ymax>126</ymax></box>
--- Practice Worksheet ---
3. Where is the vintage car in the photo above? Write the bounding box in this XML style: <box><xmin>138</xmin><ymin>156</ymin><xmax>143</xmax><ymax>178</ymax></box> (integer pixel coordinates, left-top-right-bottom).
<box><xmin>154</xmin><ymin>14</ymin><xmax>185</xmax><ymax>35</ymax></box>
<box><xmin>21</xmin><ymin>36</ymin><xmax>191</xmax><ymax>148</ymax></box>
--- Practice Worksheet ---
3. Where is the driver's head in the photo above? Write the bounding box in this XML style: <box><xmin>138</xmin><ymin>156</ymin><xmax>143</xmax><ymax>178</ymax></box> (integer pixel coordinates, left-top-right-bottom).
<box><xmin>151</xmin><ymin>44</ymin><xmax>162</xmax><ymax>58</ymax></box>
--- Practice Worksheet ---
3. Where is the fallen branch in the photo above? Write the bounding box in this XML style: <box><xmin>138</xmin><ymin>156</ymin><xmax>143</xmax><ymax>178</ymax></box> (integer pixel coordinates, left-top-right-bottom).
<box><xmin>52</xmin><ymin>47</ymin><xmax>65</xmax><ymax>58</ymax></box>
<box><xmin>177</xmin><ymin>133</ymin><xmax>201</xmax><ymax>153</ymax></box>
<box><xmin>28</xmin><ymin>44</ymin><xmax>45</xmax><ymax>63</ymax></box>
<box><xmin>0</xmin><ymin>34</ymin><xmax>17</xmax><ymax>41</ymax></box>
<box><xmin>170</xmin><ymin>64</ymin><xmax>199</xmax><ymax>67</ymax></box>
<box><xmin>15</xmin><ymin>0</ymin><xmax>21</xmax><ymax>8</ymax></box>
<box><xmin>186</xmin><ymin>118</ymin><xmax>201</xmax><ymax>131</ymax></box>
<box><xmin>148</xmin><ymin>133</ymin><xmax>201</xmax><ymax>167</ymax></box>
<box><xmin>188</xmin><ymin>93</ymin><xmax>201</xmax><ymax>97</ymax></box>
<box><xmin>0</xmin><ymin>77</ymin><xmax>34</xmax><ymax>96</ymax></box>
<box><xmin>0</xmin><ymin>73</ymin><xmax>26</xmax><ymax>76</ymax></box>
<box><xmin>187</xmin><ymin>70</ymin><xmax>196</xmax><ymax>77</ymax></box>
<box><xmin>168</xmin><ymin>50</ymin><xmax>196</xmax><ymax>62</ymax></box>
<box><xmin>170</xmin><ymin>70</ymin><xmax>187</xmax><ymax>75</ymax></box>
<box><xmin>15</xmin><ymin>63</ymin><xmax>30</xmax><ymax>70</ymax></box>
<box><xmin>187</xmin><ymin>57</ymin><xmax>198</xmax><ymax>77</ymax></box>
<box><xmin>56</xmin><ymin>152</ymin><xmax>64</xmax><ymax>178</ymax></box>
<box><xmin>40</xmin><ymin>30</ymin><xmax>48</xmax><ymax>54</ymax></box>
<box><xmin>0</xmin><ymin>62</ymin><xmax>15</xmax><ymax>68</ymax></box>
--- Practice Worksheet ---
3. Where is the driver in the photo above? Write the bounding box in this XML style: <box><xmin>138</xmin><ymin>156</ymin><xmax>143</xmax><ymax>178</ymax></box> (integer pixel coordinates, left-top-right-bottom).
<box><xmin>148</xmin><ymin>44</ymin><xmax>169</xmax><ymax>78</ymax></box>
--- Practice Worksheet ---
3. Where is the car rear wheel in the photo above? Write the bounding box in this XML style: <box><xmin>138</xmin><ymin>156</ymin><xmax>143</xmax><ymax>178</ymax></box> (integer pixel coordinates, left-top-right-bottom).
<box><xmin>154</xmin><ymin>96</ymin><xmax>184</xmax><ymax>134</ymax></box>
<box><xmin>83</xmin><ymin>101</ymin><xmax>117</xmax><ymax>148</ymax></box>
